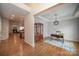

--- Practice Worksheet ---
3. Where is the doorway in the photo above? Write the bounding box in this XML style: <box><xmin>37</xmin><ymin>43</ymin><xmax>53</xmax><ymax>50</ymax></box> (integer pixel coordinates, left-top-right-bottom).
<box><xmin>9</xmin><ymin>19</ymin><xmax>24</xmax><ymax>39</ymax></box>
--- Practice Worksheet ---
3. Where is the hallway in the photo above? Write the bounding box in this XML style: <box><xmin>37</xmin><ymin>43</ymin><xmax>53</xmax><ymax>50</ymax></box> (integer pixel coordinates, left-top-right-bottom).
<box><xmin>0</xmin><ymin>34</ymin><xmax>79</xmax><ymax>56</ymax></box>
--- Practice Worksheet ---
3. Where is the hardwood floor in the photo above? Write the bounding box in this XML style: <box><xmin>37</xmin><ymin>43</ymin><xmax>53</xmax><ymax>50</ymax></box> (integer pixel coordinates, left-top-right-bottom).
<box><xmin>0</xmin><ymin>34</ymin><xmax>79</xmax><ymax>56</ymax></box>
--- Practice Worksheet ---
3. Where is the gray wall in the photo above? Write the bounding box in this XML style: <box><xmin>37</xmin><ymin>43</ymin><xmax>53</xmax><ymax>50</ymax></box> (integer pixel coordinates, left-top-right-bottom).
<box><xmin>47</xmin><ymin>18</ymin><xmax>79</xmax><ymax>42</ymax></box>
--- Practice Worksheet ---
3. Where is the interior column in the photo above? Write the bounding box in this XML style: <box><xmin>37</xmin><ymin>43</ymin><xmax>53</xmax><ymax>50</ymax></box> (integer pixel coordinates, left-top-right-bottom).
<box><xmin>24</xmin><ymin>13</ymin><xmax>35</xmax><ymax>47</ymax></box>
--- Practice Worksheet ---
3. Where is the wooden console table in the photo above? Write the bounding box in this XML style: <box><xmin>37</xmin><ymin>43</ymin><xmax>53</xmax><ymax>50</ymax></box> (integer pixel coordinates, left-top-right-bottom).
<box><xmin>51</xmin><ymin>34</ymin><xmax>64</xmax><ymax>43</ymax></box>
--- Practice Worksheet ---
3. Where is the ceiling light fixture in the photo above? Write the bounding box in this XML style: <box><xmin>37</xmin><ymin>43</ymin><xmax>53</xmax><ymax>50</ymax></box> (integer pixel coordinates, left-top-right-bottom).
<box><xmin>10</xmin><ymin>14</ymin><xmax>15</xmax><ymax>19</ymax></box>
<box><xmin>11</xmin><ymin>14</ymin><xmax>15</xmax><ymax>17</ymax></box>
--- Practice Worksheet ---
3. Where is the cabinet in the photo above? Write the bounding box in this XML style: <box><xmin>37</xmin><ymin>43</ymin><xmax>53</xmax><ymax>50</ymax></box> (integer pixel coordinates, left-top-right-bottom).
<box><xmin>34</xmin><ymin>23</ymin><xmax>43</xmax><ymax>42</ymax></box>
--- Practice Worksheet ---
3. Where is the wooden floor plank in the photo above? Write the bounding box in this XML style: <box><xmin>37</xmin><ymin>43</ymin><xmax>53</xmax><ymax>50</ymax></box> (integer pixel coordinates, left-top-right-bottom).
<box><xmin>0</xmin><ymin>34</ymin><xmax>79</xmax><ymax>56</ymax></box>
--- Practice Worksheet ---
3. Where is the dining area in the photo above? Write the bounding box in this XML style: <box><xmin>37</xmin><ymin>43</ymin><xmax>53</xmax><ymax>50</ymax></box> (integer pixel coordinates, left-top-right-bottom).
<box><xmin>12</xmin><ymin>26</ymin><xmax>24</xmax><ymax>39</ymax></box>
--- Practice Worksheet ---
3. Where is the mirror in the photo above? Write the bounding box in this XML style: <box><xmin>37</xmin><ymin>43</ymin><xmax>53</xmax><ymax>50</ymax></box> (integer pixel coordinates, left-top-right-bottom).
<box><xmin>53</xmin><ymin>20</ymin><xmax>59</xmax><ymax>25</ymax></box>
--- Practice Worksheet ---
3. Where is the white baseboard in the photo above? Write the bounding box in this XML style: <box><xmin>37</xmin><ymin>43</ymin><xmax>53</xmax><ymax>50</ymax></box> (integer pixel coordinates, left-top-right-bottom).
<box><xmin>24</xmin><ymin>39</ymin><xmax>35</xmax><ymax>47</ymax></box>
<box><xmin>64</xmin><ymin>39</ymin><xmax>79</xmax><ymax>42</ymax></box>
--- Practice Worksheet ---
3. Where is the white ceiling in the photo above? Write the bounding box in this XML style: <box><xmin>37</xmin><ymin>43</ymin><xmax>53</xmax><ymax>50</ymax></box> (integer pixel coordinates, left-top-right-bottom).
<box><xmin>25</xmin><ymin>3</ymin><xmax>58</xmax><ymax>15</ymax></box>
<box><xmin>35</xmin><ymin>3</ymin><xmax>79</xmax><ymax>22</ymax></box>
<box><xmin>0</xmin><ymin>3</ymin><xmax>29</xmax><ymax>20</ymax></box>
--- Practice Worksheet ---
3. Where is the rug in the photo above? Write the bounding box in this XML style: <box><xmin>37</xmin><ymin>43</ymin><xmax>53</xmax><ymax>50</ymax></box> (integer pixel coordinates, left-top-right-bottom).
<box><xmin>44</xmin><ymin>37</ymin><xmax>76</xmax><ymax>52</ymax></box>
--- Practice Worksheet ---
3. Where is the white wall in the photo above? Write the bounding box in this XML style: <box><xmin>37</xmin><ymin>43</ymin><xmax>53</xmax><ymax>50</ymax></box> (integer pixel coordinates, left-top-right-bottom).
<box><xmin>47</xmin><ymin>18</ymin><xmax>79</xmax><ymax>42</ymax></box>
<box><xmin>35</xmin><ymin>17</ymin><xmax>48</xmax><ymax>38</ymax></box>
<box><xmin>24</xmin><ymin>13</ymin><xmax>35</xmax><ymax>47</ymax></box>
<box><xmin>1</xmin><ymin>18</ymin><xmax>9</xmax><ymax>40</ymax></box>
<box><xmin>9</xmin><ymin>21</ymin><xmax>13</xmax><ymax>34</ymax></box>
